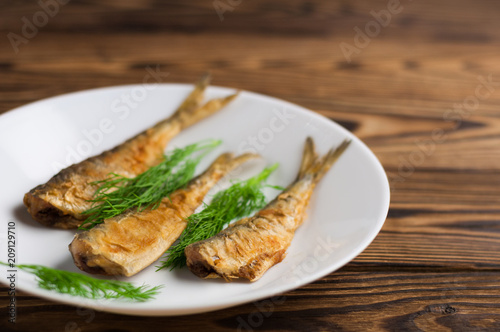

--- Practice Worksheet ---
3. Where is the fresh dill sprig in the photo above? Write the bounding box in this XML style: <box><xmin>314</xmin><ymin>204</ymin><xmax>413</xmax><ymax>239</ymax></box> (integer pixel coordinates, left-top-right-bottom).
<box><xmin>0</xmin><ymin>262</ymin><xmax>162</xmax><ymax>302</ymax></box>
<box><xmin>80</xmin><ymin>139</ymin><xmax>222</xmax><ymax>230</ymax></box>
<box><xmin>156</xmin><ymin>163</ymin><xmax>281</xmax><ymax>271</ymax></box>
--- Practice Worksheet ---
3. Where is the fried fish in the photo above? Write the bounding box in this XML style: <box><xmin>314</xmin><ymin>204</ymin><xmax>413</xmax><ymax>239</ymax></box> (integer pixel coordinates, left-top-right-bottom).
<box><xmin>185</xmin><ymin>137</ymin><xmax>350</xmax><ymax>282</ymax></box>
<box><xmin>69</xmin><ymin>152</ymin><xmax>257</xmax><ymax>277</ymax></box>
<box><xmin>24</xmin><ymin>74</ymin><xmax>238</xmax><ymax>229</ymax></box>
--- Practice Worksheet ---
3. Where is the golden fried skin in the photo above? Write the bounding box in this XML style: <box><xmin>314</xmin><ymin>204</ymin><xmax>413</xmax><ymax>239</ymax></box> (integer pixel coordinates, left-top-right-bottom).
<box><xmin>185</xmin><ymin>137</ymin><xmax>350</xmax><ymax>282</ymax></box>
<box><xmin>69</xmin><ymin>152</ymin><xmax>257</xmax><ymax>277</ymax></box>
<box><xmin>23</xmin><ymin>74</ymin><xmax>238</xmax><ymax>229</ymax></box>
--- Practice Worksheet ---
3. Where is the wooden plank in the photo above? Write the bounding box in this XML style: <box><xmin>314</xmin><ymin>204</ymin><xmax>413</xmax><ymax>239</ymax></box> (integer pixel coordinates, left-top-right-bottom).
<box><xmin>2</xmin><ymin>269</ymin><xmax>500</xmax><ymax>331</ymax></box>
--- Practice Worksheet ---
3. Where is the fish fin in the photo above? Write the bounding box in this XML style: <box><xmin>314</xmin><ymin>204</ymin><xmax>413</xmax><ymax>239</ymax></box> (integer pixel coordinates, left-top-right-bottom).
<box><xmin>299</xmin><ymin>137</ymin><xmax>351</xmax><ymax>184</ymax></box>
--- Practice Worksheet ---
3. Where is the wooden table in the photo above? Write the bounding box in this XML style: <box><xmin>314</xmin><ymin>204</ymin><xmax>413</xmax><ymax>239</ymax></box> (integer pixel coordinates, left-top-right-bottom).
<box><xmin>1</xmin><ymin>0</ymin><xmax>500</xmax><ymax>331</ymax></box>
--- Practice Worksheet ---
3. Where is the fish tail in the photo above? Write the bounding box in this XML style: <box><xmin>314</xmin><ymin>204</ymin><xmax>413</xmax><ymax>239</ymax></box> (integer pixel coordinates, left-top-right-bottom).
<box><xmin>178</xmin><ymin>92</ymin><xmax>239</xmax><ymax>130</ymax></box>
<box><xmin>175</xmin><ymin>72</ymin><xmax>211</xmax><ymax>114</ymax></box>
<box><xmin>185</xmin><ymin>152</ymin><xmax>259</xmax><ymax>198</ymax></box>
<box><xmin>152</xmin><ymin>73</ymin><xmax>211</xmax><ymax>131</ymax></box>
<box><xmin>297</xmin><ymin>137</ymin><xmax>318</xmax><ymax>180</ymax></box>
<box><xmin>207</xmin><ymin>151</ymin><xmax>259</xmax><ymax>175</ymax></box>
<box><xmin>156</xmin><ymin>73</ymin><xmax>239</xmax><ymax>131</ymax></box>
<box><xmin>298</xmin><ymin>137</ymin><xmax>351</xmax><ymax>184</ymax></box>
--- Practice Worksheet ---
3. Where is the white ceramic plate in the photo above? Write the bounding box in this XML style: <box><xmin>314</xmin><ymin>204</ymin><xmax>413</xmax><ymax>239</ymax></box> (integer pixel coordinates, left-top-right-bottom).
<box><xmin>0</xmin><ymin>84</ymin><xmax>390</xmax><ymax>316</ymax></box>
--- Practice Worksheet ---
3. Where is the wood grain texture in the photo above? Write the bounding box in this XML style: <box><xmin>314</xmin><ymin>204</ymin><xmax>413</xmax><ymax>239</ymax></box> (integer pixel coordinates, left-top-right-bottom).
<box><xmin>1</xmin><ymin>0</ymin><xmax>500</xmax><ymax>331</ymax></box>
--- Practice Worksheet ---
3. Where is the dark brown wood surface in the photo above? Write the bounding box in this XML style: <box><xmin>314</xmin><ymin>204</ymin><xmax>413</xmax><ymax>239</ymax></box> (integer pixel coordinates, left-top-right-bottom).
<box><xmin>1</xmin><ymin>0</ymin><xmax>500</xmax><ymax>331</ymax></box>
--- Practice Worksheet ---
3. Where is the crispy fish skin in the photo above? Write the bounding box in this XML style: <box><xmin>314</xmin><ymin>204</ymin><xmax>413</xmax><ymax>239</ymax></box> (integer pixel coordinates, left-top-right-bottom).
<box><xmin>68</xmin><ymin>152</ymin><xmax>257</xmax><ymax>277</ymax></box>
<box><xmin>185</xmin><ymin>137</ymin><xmax>351</xmax><ymax>282</ymax></box>
<box><xmin>23</xmin><ymin>75</ymin><xmax>238</xmax><ymax>229</ymax></box>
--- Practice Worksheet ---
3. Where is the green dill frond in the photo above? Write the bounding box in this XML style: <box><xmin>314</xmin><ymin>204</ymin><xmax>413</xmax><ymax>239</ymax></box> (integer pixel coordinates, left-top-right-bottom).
<box><xmin>79</xmin><ymin>139</ymin><xmax>222</xmax><ymax>230</ymax></box>
<box><xmin>156</xmin><ymin>163</ymin><xmax>280</xmax><ymax>271</ymax></box>
<box><xmin>0</xmin><ymin>262</ymin><xmax>162</xmax><ymax>302</ymax></box>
